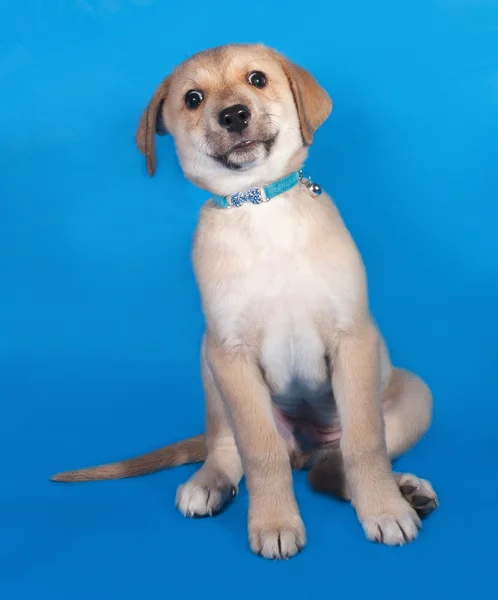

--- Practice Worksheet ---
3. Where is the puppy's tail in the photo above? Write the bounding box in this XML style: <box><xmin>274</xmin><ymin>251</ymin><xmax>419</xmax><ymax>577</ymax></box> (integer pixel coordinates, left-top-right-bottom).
<box><xmin>50</xmin><ymin>435</ymin><xmax>206</xmax><ymax>483</ymax></box>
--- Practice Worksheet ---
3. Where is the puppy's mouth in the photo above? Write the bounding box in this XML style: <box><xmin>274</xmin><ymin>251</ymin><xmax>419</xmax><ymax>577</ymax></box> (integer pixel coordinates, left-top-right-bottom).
<box><xmin>211</xmin><ymin>134</ymin><xmax>278</xmax><ymax>170</ymax></box>
<box><xmin>231</xmin><ymin>139</ymin><xmax>261</xmax><ymax>152</ymax></box>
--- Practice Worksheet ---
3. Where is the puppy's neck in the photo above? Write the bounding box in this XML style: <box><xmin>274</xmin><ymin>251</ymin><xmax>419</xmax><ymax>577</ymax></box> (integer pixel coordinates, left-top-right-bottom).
<box><xmin>185</xmin><ymin>147</ymin><xmax>308</xmax><ymax>198</ymax></box>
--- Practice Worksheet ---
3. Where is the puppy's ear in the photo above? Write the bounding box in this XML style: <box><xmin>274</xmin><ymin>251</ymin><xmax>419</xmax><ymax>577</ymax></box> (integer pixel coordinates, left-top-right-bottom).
<box><xmin>277</xmin><ymin>56</ymin><xmax>332</xmax><ymax>146</ymax></box>
<box><xmin>135</xmin><ymin>76</ymin><xmax>170</xmax><ymax>176</ymax></box>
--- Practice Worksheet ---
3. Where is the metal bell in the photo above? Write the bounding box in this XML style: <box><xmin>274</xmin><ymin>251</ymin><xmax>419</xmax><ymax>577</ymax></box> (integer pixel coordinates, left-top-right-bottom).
<box><xmin>300</xmin><ymin>170</ymin><xmax>323</xmax><ymax>197</ymax></box>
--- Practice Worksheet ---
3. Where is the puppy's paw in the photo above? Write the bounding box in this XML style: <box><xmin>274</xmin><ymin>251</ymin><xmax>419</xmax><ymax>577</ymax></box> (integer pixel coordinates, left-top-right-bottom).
<box><xmin>249</xmin><ymin>517</ymin><xmax>306</xmax><ymax>559</ymax></box>
<box><xmin>398</xmin><ymin>473</ymin><xmax>439</xmax><ymax>517</ymax></box>
<box><xmin>176</xmin><ymin>471</ymin><xmax>237</xmax><ymax>517</ymax></box>
<box><xmin>360</xmin><ymin>499</ymin><xmax>421</xmax><ymax>546</ymax></box>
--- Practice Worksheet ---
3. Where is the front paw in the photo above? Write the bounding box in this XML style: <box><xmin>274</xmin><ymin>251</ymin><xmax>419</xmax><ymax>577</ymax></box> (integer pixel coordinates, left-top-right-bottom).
<box><xmin>249</xmin><ymin>514</ymin><xmax>306</xmax><ymax>559</ymax></box>
<box><xmin>360</xmin><ymin>498</ymin><xmax>421</xmax><ymax>546</ymax></box>
<box><xmin>176</xmin><ymin>470</ymin><xmax>237</xmax><ymax>517</ymax></box>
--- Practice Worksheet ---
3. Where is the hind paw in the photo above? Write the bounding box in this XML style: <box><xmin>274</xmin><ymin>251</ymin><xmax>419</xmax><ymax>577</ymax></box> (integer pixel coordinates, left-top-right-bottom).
<box><xmin>397</xmin><ymin>473</ymin><xmax>439</xmax><ymax>517</ymax></box>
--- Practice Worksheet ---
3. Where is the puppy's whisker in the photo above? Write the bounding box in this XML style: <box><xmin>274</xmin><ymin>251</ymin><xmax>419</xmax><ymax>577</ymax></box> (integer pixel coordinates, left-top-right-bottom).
<box><xmin>284</xmin><ymin>128</ymin><xmax>301</xmax><ymax>145</ymax></box>
<box><xmin>258</xmin><ymin>91</ymin><xmax>275</xmax><ymax>103</ymax></box>
<box><xmin>240</xmin><ymin>57</ymin><xmax>275</xmax><ymax>72</ymax></box>
<box><xmin>177</xmin><ymin>76</ymin><xmax>200</xmax><ymax>87</ymax></box>
<box><xmin>193</xmin><ymin>155</ymin><xmax>201</xmax><ymax>178</ymax></box>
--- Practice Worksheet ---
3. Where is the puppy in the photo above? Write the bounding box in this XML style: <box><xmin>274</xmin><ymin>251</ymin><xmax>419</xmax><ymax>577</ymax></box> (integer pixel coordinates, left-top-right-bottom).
<box><xmin>52</xmin><ymin>44</ymin><xmax>438</xmax><ymax>559</ymax></box>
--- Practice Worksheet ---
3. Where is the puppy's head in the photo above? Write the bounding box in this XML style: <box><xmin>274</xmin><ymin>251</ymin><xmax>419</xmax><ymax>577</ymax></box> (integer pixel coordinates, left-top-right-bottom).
<box><xmin>136</xmin><ymin>44</ymin><xmax>332</xmax><ymax>195</ymax></box>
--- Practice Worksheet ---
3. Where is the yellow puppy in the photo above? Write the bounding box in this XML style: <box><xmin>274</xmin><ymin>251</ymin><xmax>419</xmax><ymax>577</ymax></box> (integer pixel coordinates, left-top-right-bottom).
<box><xmin>53</xmin><ymin>44</ymin><xmax>438</xmax><ymax>559</ymax></box>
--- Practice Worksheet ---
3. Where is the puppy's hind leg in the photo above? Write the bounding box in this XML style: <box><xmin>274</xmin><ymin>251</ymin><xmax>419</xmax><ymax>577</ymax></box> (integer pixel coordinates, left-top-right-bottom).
<box><xmin>395</xmin><ymin>472</ymin><xmax>439</xmax><ymax>517</ymax></box>
<box><xmin>176</xmin><ymin>338</ymin><xmax>243</xmax><ymax>517</ymax></box>
<box><xmin>308</xmin><ymin>368</ymin><xmax>438</xmax><ymax>518</ymax></box>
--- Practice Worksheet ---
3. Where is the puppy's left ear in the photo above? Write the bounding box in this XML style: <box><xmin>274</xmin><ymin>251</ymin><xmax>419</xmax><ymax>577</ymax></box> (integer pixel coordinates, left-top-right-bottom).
<box><xmin>277</xmin><ymin>55</ymin><xmax>332</xmax><ymax>146</ymax></box>
<box><xmin>135</xmin><ymin>76</ymin><xmax>170</xmax><ymax>176</ymax></box>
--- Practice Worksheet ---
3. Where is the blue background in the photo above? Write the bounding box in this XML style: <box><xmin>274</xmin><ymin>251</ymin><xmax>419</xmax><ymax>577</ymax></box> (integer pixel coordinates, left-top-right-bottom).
<box><xmin>1</xmin><ymin>1</ymin><xmax>497</xmax><ymax>598</ymax></box>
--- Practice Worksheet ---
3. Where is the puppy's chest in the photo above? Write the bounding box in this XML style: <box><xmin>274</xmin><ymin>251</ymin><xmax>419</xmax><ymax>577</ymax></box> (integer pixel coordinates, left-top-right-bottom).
<box><xmin>202</xmin><ymin>203</ymin><xmax>338</xmax><ymax>395</ymax></box>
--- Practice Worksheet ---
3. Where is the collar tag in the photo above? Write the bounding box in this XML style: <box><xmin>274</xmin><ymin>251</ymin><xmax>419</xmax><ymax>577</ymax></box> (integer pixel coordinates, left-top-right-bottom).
<box><xmin>228</xmin><ymin>185</ymin><xmax>267</xmax><ymax>208</ymax></box>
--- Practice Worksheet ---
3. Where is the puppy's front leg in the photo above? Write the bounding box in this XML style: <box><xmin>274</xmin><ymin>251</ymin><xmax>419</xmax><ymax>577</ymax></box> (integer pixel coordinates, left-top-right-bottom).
<box><xmin>206</xmin><ymin>335</ymin><xmax>305</xmax><ymax>559</ymax></box>
<box><xmin>332</xmin><ymin>322</ymin><xmax>421</xmax><ymax>545</ymax></box>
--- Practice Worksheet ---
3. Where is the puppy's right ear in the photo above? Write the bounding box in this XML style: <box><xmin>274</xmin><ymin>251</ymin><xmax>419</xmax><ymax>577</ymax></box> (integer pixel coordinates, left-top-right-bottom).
<box><xmin>135</xmin><ymin>76</ymin><xmax>171</xmax><ymax>176</ymax></box>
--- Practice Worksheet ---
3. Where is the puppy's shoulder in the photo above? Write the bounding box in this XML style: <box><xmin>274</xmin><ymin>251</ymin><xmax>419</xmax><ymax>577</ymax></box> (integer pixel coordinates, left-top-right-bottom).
<box><xmin>302</xmin><ymin>192</ymin><xmax>363</xmax><ymax>262</ymax></box>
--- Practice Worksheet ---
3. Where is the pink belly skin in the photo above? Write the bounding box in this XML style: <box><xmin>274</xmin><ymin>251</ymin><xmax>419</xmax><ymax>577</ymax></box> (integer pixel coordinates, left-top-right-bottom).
<box><xmin>274</xmin><ymin>393</ymin><xmax>396</xmax><ymax>451</ymax></box>
<box><xmin>273</xmin><ymin>404</ymin><xmax>342</xmax><ymax>449</ymax></box>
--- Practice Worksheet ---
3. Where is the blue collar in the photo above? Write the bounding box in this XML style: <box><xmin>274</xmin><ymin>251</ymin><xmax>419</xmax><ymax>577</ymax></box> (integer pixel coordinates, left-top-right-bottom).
<box><xmin>211</xmin><ymin>170</ymin><xmax>301</xmax><ymax>209</ymax></box>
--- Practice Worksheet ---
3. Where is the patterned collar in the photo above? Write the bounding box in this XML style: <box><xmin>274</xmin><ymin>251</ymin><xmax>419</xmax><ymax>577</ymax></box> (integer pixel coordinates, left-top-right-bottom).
<box><xmin>211</xmin><ymin>170</ymin><xmax>302</xmax><ymax>208</ymax></box>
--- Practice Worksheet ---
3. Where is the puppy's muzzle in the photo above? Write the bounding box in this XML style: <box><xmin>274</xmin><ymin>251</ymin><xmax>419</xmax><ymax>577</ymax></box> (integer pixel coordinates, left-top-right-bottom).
<box><xmin>218</xmin><ymin>104</ymin><xmax>251</xmax><ymax>133</ymax></box>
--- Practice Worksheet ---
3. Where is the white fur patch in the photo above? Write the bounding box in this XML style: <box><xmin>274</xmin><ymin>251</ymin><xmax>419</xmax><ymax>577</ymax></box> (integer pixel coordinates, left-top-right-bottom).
<box><xmin>197</xmin><ymin>191</ymin><xmax>363</xmax><ymax>431</ymax></box>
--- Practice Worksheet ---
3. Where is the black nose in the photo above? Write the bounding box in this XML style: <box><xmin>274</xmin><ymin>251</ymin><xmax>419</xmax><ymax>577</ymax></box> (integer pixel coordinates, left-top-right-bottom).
<box><xmin>218</xmin><ymin>104</ymin><xmax>251</xmax><ymax>133</ymax></box>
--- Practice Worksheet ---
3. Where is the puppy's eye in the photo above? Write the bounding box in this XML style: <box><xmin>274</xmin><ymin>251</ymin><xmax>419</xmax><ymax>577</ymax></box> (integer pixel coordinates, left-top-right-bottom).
<box><xmin>184</xmin><ymin>90</ymin><xmax>204</xmax><ymax>109</ymax></box>
<box><xmin>248</xmin><ymin>71</ymin><xmax>267</xmax><ymax>88</ymax></box>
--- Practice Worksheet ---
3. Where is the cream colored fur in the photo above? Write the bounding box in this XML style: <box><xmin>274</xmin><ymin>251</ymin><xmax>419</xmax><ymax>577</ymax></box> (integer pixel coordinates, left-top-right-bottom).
<box><xmin>52</xmin><ymin>44</ymin><xmax>438</xmax><ymax>559</ymax></box>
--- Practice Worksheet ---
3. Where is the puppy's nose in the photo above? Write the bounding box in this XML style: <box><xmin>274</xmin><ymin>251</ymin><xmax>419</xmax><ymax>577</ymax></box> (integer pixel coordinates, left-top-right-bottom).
<box><xmin>218</xmin><ymin>104</ymin><xmax>251</xmax><ymax>133</ymax></box>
